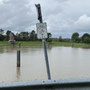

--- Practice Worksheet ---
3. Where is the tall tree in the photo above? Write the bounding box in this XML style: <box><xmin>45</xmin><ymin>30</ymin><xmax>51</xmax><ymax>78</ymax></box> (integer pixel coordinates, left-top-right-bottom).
<box><xmin>20</xmin><ymin>32</ymin><xmax>29</xmax><ymax>38</ymax></box>
<box><xmin>20</xmin><ymin>32</ymin><xmax>29</xmax><ymax>41</ymax></box>
<box><xmin>6</xmin><ymin>30</ymin><xmax>11</xmax><ymax>36</ymax></box>
<box><xmin>71</xmin><ymin>32</ymin><xmax>79</xmax><ymax>42</ymax></box>
<box><xmin>47</xmin><ymin>33</ymin><xmax>52</xmax><ymax>39</ymax></box>
<box><xmin>30</xmin><ymin>30</ymin><xmax>37</xmax><ymax>41</ymax></box>
<box><xmin>6</xmin><ymin>30</ymin><xmax>12</xmax><ymax>41</ymax></box>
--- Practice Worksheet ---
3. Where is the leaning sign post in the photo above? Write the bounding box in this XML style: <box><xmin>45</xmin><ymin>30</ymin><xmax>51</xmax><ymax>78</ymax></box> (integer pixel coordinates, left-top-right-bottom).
<box><xmin>35</xmin><ymin>4</ymin><xmax>51</xmax><ymax>80</ymax></box>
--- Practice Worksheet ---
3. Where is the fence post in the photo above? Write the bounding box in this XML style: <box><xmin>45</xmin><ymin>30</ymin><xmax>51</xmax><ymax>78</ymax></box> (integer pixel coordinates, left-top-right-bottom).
<box><xmin>17</xmin><ymin>50</ymin><xmax>20</xmax><ymax>67</ymax></box>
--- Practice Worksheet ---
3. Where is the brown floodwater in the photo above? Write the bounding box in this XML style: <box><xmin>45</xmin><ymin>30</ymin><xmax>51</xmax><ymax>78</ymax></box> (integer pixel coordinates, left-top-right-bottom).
<box><xmin>0</xmin><ymin>46</ymin><xmax>90</xmax><ymax>82</ymax></box>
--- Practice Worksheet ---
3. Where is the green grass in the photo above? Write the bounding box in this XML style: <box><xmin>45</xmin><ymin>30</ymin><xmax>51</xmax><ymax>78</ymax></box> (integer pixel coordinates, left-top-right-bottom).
<box><xmin>0</xmin><ymin>41</ymin><xmax>90</xmax><ymax>48</ymax></box>
<box><xmin>0</xmin><ymin>41</ymin><xmax>9</xmax><ymax>46</ymax></box>
<box><xmin>52</xmin><ymin>42</ymin><xmax>90</xmax><ymax>48</ymax></box>
<box><xmin>0</xmin><ymin>41</ymin><xmax>43</xmax><ymax>47</ymax></box>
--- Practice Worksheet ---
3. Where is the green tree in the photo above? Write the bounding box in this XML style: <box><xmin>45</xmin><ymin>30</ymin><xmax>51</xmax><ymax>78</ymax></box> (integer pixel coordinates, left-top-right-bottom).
<box><xmin>58</xmin><ymin>36</ymin><xmax>62</xmax><ymax>42</ymax></box>
<box><xmin>6</xmin><ymin>30</ymin><xmax>11</xmax><ymax>41</ymax></box>
<box><xmin>20</xmin><ymin>32</ymin><xmax>29</xmax><ymax>41</ymax></box>
<box><xmin>6</xmin><ymin>30</ymin><xmax>11</xmax><ymax>36</ymax></box>
<box><xmin>47</xmin><ymin>33</ymin><xmax>52</xmax><ymax>39</ymax></box>
<box><xmin>81</xmin><ymin>33</ymin><xmax>90</xmax><ymax>43</ymax></box>
<box><xmin>83</xmin><ymin>37</ymin><xmax>90</xmax><ymax>43</ymax></box>
<box><xmin>30</xmin><ymin>30</ymin><xmax>37</xmax><ymax>41</ymax></box>
<box><xmin>47</xmin><ymin>33</ymin><xmax>52</xmax><ymax>42</ymax></box>
<box><xmin>71</xmin><ymin>32</ymin><xmax>79</xmax><ymax>42</ymax></box>
<box><xmin>0</xmin><ymin>34</ymin><xmax>5</xmax><ymax>41</ymax></box>
<box><xmin>15</xmin><ymin>33</ymin><xmax>21</xmax><ymax>41</ymax></box>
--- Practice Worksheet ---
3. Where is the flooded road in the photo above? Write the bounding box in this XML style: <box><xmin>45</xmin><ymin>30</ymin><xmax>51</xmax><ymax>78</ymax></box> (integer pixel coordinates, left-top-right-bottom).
<box><xmin>0</xmin><ymin>46</ymin><xmax>90</xmax><ymax>82</ymax></box>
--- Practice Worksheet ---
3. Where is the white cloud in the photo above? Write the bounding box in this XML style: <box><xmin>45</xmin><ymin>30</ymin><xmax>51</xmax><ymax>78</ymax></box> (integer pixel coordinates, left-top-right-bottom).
<box><xmin>75</xmin><ymin>15</ymin><xmax>90</xmax><ymax>27</ymax></box>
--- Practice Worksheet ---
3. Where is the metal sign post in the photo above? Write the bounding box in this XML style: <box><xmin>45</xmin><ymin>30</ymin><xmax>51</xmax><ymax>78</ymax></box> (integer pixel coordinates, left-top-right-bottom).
<box><xmin>35</xmin><ymin>4</ymin><xmax>51</xmax><ymax>80</ymax></box>
<box><xmin>42</xmin><ymin>39</ymin><xmax>51</xmax><ymax>80</ymax></box>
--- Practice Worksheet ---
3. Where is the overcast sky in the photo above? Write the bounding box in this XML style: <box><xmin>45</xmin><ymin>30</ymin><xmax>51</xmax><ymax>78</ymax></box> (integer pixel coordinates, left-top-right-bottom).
<box><xmin>0</xmin><ymin>0</ymin><xmax>90</xmax><ymax>38</ymax></box>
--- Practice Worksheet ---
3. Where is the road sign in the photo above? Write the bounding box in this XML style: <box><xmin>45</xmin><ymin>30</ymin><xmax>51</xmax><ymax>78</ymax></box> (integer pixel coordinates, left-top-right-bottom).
<box><xmin>36</xmin><ymin>23</ymin><xmax>47</xmax><ymax>39</ymax></box>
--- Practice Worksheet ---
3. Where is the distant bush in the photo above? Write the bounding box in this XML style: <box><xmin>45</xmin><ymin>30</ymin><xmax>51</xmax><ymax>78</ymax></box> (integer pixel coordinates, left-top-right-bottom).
<box><xmin>47</xmin><ymin>38</ymin><xmax>52</xmax><ymax>42</ymax></box>
<box><xmin>52</xmin><ymin>38</ymin><xmax>58</xmax><ymax>42</ymax></box>
<box><xmin>62</xmin><ymin>38</ymin><xmax>71</xmax><ymax>42</ymax></box>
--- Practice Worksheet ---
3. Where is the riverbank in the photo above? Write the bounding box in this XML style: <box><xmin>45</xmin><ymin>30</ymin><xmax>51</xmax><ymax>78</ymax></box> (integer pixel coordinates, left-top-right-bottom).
<box><xmin>0</xmin><ymin>41</ymin><xmax>90</xmax><ymax>48</ymax></box>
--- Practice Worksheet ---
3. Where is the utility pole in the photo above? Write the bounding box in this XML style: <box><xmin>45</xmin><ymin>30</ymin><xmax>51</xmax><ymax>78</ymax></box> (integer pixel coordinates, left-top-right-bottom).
<box><xmin>35</xmin><ymin>4</ymin><xmax>51</xmax><ymax>80</ymax></box>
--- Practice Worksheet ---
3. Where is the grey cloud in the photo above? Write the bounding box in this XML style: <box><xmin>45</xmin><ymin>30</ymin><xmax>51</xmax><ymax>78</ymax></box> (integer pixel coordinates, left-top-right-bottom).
<box><xmin>0</xmin><ymin>0</ymin><xmax>36</xmax><ymax>32</ymax></box>
<box><xmin>0</xmin><ymin>0</ymin><xmax>90</xmax><ymax>38</ymax></box>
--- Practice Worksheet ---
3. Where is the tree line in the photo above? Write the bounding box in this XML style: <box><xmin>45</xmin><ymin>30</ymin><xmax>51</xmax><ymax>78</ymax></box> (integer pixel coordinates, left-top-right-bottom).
<box><xmin>0</xmin><ymin>29</ymin><xmax>52</xmax><ymax>41</ymax></box>
<box><xmin>56</xmin><ymin>32</ymin><xmax>90</xmax><ymax>43</ymax></box>
<box><xmin>0</xmin><ymin>28</ymin><xmax>90</xmax><ymax>43</ymax></box>
<box><xmin>71</xmin><ymin>32</ymin><xmax>90</xmax><ymax>43</ymax></box>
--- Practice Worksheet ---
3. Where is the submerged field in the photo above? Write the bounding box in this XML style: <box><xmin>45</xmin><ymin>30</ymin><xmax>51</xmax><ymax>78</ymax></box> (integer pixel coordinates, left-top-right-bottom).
<box><xmin>0</xmin><ymin>41</ymin><xmax>90</xmax><ymax>48</ymax></box>
<box><xmin>0</xmin><ymin>46</ymin><xmax>90</xmax><ymax>82</ymax></box>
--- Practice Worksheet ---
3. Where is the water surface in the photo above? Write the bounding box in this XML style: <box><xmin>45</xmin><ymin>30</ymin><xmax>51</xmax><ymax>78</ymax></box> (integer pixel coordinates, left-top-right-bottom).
<box><xmin>0</xmin><ymin>46</ymin><xmax>90</xmax><ymax>82</ymax></box>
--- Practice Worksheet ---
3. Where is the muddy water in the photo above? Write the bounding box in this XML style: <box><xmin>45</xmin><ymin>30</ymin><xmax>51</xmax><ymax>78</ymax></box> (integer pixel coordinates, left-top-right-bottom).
<box><xmin>0</xmin><ymin>46</ymin><xmax>90</xmax><ymax>82</ymax></box>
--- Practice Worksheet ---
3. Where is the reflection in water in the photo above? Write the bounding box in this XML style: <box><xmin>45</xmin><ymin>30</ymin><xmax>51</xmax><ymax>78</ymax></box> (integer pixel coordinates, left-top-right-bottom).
<box><xmin>16</xmin><ymin>67</ymin><xmax>21</xmax><ymax>81</ymax></box>
<box><xmin>0</xmin><ymin>46</ymin><xmax>16</xmax><ymax>54</ymax></box>
<box><xmin>0</xmin><ymin>47</ymin><xmax>90</xmax><ymax>82</ymax></box>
